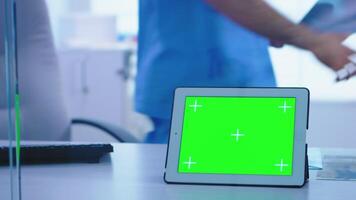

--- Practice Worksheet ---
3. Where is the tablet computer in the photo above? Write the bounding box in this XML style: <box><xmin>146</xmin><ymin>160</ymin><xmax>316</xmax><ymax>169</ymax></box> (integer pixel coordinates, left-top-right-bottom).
<box><xmin>164</xmin><ymin>88</ymin><xmax>309</xmax><ymax>187</ymax></box>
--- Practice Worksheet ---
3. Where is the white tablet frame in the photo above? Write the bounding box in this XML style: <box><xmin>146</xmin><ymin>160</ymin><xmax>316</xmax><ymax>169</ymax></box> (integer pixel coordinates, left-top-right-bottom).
<box><xmin>164</xmin><ymin>87</ymin><xmax>309</xmax><ymax>187</ymax></box>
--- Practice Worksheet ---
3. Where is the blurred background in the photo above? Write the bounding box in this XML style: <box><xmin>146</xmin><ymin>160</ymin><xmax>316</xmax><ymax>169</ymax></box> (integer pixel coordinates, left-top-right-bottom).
<box><xmin>1</xmin><ymin>0</ymin><xmax>356</xmax><ymax>147</ymax></box>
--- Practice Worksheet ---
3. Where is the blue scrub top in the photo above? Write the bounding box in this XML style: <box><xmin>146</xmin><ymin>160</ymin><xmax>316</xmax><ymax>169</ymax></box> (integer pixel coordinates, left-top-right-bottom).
<box><xmin>136</xmin><ymin>0</ymin><xmax>276</xmax><ymax>119</ymax></box>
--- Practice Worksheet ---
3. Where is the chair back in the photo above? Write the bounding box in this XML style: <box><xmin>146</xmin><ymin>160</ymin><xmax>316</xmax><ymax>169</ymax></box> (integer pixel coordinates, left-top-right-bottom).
<box><xmin>0</xmin><ymin>0</ymin><xmax>70</xmax><ymax>141</ymax></box>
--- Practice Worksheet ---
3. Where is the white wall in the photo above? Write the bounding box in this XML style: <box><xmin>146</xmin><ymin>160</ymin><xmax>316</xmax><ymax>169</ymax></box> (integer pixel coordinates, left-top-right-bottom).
<box><xmin>91</xmin><ymin>0</ymin><xmax>138</xmax><ymax>35</ymax></box>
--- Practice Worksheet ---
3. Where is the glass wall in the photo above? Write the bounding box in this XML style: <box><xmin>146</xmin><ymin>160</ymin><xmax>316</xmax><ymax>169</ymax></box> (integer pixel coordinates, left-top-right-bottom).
<box><xmin>3</xmin><ymin>1</ymin><xmax>353</xmax><ymax>142</ymax></box>
<box><xmin>0</xmin><ymin>1</ymin><xmax>10</xmax><ymax>198</ymax></box>
<box><xmin>45</xmin><ymin>0</ymin><xmax>356</xmax><ymax>147</ymax></box>
<box><xmin>0</xmin><ymin>0</ymin><xmax>355</xmax><ymax>198</ymax></box>
<box><xmin>45</xmin><ymin>0</ymin><xmax>356</xmax><ymax>101</ymax></box>
<box><xmin>1</xmin><ymin>0</ymin><xmax>21</xmax><ymax>199</ymax></box>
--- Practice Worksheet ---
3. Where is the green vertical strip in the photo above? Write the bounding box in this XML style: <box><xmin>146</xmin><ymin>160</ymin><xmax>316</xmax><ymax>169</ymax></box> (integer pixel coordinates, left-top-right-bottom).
<box><xmin>15</xmin><ymin>94</ymin><xmax>21</xmax><ymax>164</ymax></box>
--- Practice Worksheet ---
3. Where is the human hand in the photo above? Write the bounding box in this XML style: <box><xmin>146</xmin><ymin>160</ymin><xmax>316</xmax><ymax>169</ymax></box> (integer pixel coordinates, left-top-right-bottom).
<box><xmin>270</xmin><ymin>39</ymin><xmax>284</xmax><ymax>48</ymax></box>
<box><xmin>307</xmin><ymin>33</ymin><xmax>355</xmax><ymax>71</ymax></box>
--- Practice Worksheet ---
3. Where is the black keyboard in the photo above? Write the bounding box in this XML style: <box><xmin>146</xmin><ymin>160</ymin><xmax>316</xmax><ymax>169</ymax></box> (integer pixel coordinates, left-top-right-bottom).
<box><xmin>0</xmin><ymin>143</ymin><xmax>114</xmax><ymax>165</ymax></box>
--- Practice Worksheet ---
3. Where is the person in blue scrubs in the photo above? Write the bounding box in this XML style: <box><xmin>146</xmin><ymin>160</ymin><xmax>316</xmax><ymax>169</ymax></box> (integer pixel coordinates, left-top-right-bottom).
<box><xmin>136</xmin><ymin>0</ymin><xmax>354</xmax><ymax>143</ymax></box>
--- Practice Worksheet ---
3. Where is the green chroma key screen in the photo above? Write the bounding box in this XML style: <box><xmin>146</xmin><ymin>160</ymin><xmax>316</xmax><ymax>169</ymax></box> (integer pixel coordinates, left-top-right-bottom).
<box><xmin>178</xmin><ymin>96</ymin><xmax>296</xmax><ymax>176</ymax></box>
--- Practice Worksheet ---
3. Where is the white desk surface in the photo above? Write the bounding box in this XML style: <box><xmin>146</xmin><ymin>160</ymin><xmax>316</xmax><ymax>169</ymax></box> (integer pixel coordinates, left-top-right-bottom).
<box><xmin>1</xmin><ymin>144</ymin><xmax>356</xmax><ymax>200</ymax></box>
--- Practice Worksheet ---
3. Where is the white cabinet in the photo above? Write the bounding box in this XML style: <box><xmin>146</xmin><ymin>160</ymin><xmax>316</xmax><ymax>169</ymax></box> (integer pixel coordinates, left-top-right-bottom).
<box><xmin>58</xmin><ymin>48</ymin><xmax>146</xmax><ymax>141</ymax></box>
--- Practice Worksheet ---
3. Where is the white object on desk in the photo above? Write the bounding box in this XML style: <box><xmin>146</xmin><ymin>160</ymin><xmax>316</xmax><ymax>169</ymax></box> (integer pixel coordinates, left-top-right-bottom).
<box><xmin>308</xmin><ymin>147</ymin><xmax>323</xmax><ymax>170</ymax></box>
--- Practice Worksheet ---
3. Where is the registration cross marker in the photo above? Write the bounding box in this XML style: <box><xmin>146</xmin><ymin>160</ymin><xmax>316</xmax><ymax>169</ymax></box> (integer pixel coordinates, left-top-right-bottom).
<box><xmin>184</xmin><ymin>156</ymin><xmax>197</xmax><ymax>169</ymax></box>
<box><xmin>231</xmin><ymin>129</ymin><xmax>245</xmax><ymax>142</ymax></box>
<box><xmin>278</xmin><ymin>100</ymin><xmax>292</xmax><ymax>113</ymax></box>
<box><xmin>274</xmin><ymin>159</ymin><xmax>289</xmax><ymax>172</ymax></box>
<box><xmin>189</xmin><ymin>99</ymin><xmax>203</xmax><ymax>112</ymax></box>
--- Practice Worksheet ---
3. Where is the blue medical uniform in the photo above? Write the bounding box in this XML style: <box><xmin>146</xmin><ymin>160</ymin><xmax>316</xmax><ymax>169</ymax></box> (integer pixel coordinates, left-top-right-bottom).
<box><xmin>136</xmin><ymin>0</ymin><xmax>276</xmax><ymax>143</ymax></box>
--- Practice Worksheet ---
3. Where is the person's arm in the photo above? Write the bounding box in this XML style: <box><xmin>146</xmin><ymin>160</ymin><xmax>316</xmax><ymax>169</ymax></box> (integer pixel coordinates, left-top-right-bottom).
<box><xmin>205</xmin><ymin>0</ymin><xmax>354</xmax><ymax>71</ymax></box>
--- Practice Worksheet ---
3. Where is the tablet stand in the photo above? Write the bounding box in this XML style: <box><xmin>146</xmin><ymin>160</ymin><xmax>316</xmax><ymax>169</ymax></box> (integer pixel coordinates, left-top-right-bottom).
<box><xmin>305</xmin><ymin>144</ymin><xmax>310</xmax><ymax>184</ymax></box>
